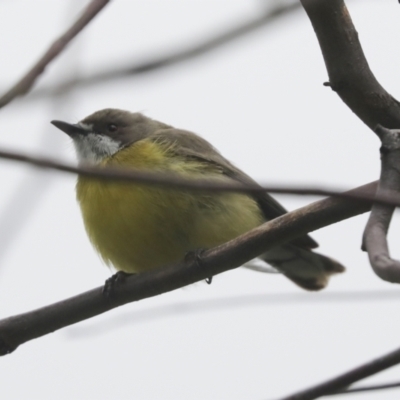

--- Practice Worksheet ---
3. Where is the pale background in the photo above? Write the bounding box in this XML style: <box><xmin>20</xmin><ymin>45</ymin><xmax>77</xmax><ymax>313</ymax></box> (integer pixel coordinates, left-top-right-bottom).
<box><xmin>0</xmin><ymin>1</ymin><xmax>399</xmax><ymax>399</ymax></box>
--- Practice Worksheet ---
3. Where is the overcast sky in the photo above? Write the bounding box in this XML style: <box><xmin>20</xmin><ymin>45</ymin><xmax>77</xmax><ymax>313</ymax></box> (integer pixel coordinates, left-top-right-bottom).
<box><xmin>0</xmin><ymin>1</ymin><xmax>400</xmax><ymax>399</ymax></box>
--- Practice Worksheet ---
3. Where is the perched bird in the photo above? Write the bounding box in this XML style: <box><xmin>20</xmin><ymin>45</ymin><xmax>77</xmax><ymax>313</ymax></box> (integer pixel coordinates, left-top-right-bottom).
<box><xmin>51</xmin><ymin>109</ymin><xmax>344</xmax><ymax>290</ymax></box>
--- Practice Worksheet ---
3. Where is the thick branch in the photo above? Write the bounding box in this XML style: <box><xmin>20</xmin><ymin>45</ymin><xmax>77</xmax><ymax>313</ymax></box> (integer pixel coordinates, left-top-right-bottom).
<box><xmin>0</xmin><ymin>0</ymin><xmax>110</xmax><ymax>109</ymax></box>
<box><xmin>362</xmin><ymin>125</ymin><xmax>400</xmax><ymax>282</ymax></box>
<box><xmin>0</xmin><ymin>182</ymin><xmax>375</xmax><ymax>355</ymax></box>
<box><xmin>300</xmin><ymin>0</ymin><xmax>400</xmax><ymax>129</ymax></box>
<box><xmin>279</xmin><ymin>346</ymin><xmax>400</xmax><ymax>400</ymax></box>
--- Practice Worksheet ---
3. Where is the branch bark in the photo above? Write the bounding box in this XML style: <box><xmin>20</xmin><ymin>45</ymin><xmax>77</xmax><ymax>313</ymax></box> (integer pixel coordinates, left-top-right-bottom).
<box><xmin>300</xmin><ymin>0</ymin><xmax>400</xmax><ymax>130</ymax></box>
<box><xmin>302</xmin><ymin>0</ymin><xmax>400</xmax><ymax>288</ymax></box>
<box><xmin>279</xmin><ymin>346</ymin><xmax>400</xmax><ymax>400</ymax></box>
<box><xmin>327</xmin><ymin>381</ymin><xmax>400</xmax><ymax>396</ymax></box>
<box><xmin>0</xmin><ymin>182</ymin><xmax>375</xmax><ymax>355</ymax></box>
<box><xmin>0</xmin><ymin>0</ymin><xmax>110</xmax><ymax>109</ymax></box>
<box><xmin>362</xmin><ymin>125</ymin><xmax>400</xmax><ymax>282</ymax></box>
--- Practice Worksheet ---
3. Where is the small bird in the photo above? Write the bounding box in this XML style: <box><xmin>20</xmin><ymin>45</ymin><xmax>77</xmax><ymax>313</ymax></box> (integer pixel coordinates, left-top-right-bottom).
<box><xmin>51</xmin><ymin>109</ymin><xmax>344</xmax><ymax>290</ymax></box>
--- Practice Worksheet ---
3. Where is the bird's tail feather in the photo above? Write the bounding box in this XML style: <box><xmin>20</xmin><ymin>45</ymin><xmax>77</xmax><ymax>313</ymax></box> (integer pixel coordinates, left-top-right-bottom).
<box><xmin>260</xmin><ymin>244</ymin><xmax>345</xmax><ymax>291</ymax></box>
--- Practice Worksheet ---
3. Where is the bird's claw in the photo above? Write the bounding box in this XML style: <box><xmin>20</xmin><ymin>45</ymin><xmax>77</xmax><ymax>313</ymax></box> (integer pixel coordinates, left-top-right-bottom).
<box><xmin>184</xmin><ymin>248</ymin><xmax>213</xmax><ymax>285</ymax></box>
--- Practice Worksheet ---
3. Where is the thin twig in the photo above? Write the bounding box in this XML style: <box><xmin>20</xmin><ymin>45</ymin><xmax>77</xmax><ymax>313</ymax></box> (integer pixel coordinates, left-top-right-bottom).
<box><xmin>8</xmin><ymin>1</ymin><xmax>301</xmax><ymax>101</ymax></box>
<box><xmin>278</xmin><ymin>346</ymin><xmax>400</xmax><ymax>400</ymax></box>
<box><xmin>0</xmin><ymin>0</ymin><xmax>110</xmax><ymax>109</ymax></box>
<box><xmin>362</xmin><ymin>125</ymin><xmax>400</xmax><ymax>283</ymax></box>
<box><xmin>0</xmin><ymin>147</ymin><xmax>391</xmax><ymax>207</ymax></box>
<box><xmin>300</xmin><ymin>0</ymin><xmax>400</xmax><ymax>130</ymax></box>
<box><xmin>326</xmin><ymin>381</ymin><xmax>400</xmax><ymax>396</ymax></box>
<box><xmin>0</xmin><ymin>182</ymin><xmax>375</xmax><ymax>355</ymax></box>
<box><xmin>0</xmin><ymin>4</ymin><xmax>84</xmax><ymax>269</ymax></box>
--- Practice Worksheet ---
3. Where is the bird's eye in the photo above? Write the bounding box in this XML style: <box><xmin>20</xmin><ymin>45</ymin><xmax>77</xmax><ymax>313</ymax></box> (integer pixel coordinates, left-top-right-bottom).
<box><xmin>107</xmin><ymin>123</ymin><xmax>118</xmax><ymax>132</ymax></box>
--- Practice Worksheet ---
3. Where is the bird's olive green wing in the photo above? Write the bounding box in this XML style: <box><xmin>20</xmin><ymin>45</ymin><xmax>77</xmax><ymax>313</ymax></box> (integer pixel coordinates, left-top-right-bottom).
<box><xmin>148</xmin><ymin>128</ymin><xmax>318</xmax><ymax>250</ymax></box>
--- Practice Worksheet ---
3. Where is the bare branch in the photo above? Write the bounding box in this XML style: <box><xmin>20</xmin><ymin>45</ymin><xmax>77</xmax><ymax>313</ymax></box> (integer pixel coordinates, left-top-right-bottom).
<box><xmin>300</xmin><ymin>0</ymin><xmax>400</xmax><ymax>130</ymax></box>
<box><xmin>362</xmin><ymin>125</ymin><xmax>400</xmax><ymax>283</ymax></box>
<box><xmin>3</xmin><ymin>1</ymin><xmax>301</xmax><ymax>101</ymax></box>
<box><xmin>0</xmin><ymin>4</ymin><xmax>85</xmax><ymax>267</ymax></box>
<box><xmin>279</xmin><ymin>346</ymin><xmax>400</xmax><ymax>400</ymax></box>
<box><xmin>0</xmin><ymin>182</ymin><xmax>375</xmax><ymax>355</ymax></box>
<box><xmin>0</xmin><ymin>147</ymin><xmax>391</xmax><ymax>208</ymax></box>
<box><xmin>0</xmin><ymin>0</ymin><xmax>110</xmax><ymax>109</ymax></box>
<box><xmin>327</xmin><ymin>381</ymin><xmax>400</xmax><ymax>396</ymax></box>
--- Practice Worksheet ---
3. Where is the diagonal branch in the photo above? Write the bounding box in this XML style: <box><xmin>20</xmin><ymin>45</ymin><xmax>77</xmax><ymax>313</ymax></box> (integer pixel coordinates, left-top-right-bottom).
<box><xmin>362</xmin><ymin>125</ymin><xmax>400</xmax><ymax>283</ymax></box>
<box><xmin>300</xmin><ymin>0</ymin><xmax>400</xmax><ymax>130</ymax></box>
<box><xmin>279</xmin><ymin>345</ymin><xmax>400</xmax><ymax>400</ymax></box>
<box><xmin>0</xmin><ymin>0</ymin><xmax>110</xmax><ymax>109</ymax></box>
<box><xmin>327</xmin><ymin>381</ymin><xmax>400</xmax><ymax>396</ymax></box>
<box><xmin>0</xmin><ymin>182</ymin><xmax>375</xmax><ymax>355</ymax></box>
<box><xmin>0</xmin><ymin>4</ymin><xmax>85</xmax><ymax>269</ymax></box>
<box><xmin>7</xmin><ymin>1</ymin><xmax>301</xmax><ymax>101</ymax></box>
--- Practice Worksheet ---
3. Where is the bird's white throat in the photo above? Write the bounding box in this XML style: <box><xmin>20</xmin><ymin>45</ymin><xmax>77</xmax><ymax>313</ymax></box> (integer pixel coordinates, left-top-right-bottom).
<box><xmin>72</xmin><ymin>124</ymin><xmax>122</xmax><ymax>164</ymax></box>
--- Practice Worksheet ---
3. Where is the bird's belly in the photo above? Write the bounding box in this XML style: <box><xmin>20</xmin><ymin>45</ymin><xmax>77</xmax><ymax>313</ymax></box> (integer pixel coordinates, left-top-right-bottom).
<box><xmin>76</xmin><ymin>180</ymin><xmax>197</xmax><ymax>272</ymax></box>
<box><xmin>76</xmin><ymin>174</ymin><xmax>263</xmax><ymax>273</ymax></box>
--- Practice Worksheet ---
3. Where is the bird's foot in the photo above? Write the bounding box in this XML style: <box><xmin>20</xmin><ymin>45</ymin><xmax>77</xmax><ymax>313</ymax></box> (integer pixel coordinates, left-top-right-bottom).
<box><xmin>103</xmin><ymin>271</ymin><xmax>133</xmax><ymax>298</ymax></box>
<box><xmin>184</xmin><ymin>248</ymin><xmax>213</xmax><ymax>285</ymax></box>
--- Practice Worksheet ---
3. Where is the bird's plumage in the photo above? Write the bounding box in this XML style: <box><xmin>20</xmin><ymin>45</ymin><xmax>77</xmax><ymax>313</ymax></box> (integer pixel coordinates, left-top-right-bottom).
<box><xmin>52</xmin><ymin>109</ymin><xmax>345</xmax><ymax>290</ymax></box>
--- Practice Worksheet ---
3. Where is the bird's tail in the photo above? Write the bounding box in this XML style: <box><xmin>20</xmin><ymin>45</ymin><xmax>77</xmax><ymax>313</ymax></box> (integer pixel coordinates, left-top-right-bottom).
<box><xmin>260</xmin><ymin>244</ymin><xmax>345</xmax><ymax>291</ymax></box>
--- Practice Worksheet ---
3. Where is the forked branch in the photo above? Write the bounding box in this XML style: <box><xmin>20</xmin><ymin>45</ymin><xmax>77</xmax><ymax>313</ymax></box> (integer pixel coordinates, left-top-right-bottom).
<box><xmin>362</xmin><ymin>125</ymin><xmax>400</xmax><ymax>283</ymax></box>
<box><xmin>300</xmin><ymin>0</ymin><xmax>400</xmax><ymax>130</ymax></box>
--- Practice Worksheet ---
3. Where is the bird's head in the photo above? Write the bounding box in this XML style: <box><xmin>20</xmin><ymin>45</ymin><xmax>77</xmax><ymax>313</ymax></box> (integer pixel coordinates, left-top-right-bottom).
<box><xmin>51</xmin><ymin>108</ymin><xmax>167</xmax><ymax>164</ymax></box>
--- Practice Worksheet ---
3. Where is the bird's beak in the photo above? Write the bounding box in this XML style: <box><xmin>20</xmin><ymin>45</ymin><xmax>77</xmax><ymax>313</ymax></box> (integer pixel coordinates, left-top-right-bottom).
<box><xmin>51</xmin><ymin>120</ymin><xmax>89</xmax><ymax>138</ymax></box>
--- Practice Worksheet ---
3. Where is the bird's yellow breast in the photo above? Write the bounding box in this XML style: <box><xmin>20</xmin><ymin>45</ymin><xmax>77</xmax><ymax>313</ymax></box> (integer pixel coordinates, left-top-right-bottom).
<box><xmin>76</xmin><ymin>139</ymin><xmax>263</xmax><ymax>273</ymax></box>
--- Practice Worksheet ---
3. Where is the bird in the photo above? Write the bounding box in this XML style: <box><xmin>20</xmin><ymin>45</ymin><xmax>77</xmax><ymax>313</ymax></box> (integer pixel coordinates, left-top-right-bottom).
<box><xmin>51</xmin><ymin>108</ymin><xmax>344</xmax><ymax>291</ymax></box>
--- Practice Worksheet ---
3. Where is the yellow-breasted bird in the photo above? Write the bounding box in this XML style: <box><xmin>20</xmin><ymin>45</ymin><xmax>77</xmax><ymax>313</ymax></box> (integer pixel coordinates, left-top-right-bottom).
<box><xmin>51</xmin><ymin>109</ymin><xmax>344</xmax><ymax>290</ymax></box>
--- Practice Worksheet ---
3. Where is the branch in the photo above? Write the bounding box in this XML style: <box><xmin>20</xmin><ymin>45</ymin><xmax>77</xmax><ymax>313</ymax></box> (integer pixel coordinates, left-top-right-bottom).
<box><xmin>362</xmin><ymin>125</ymin><xmax>400</xmax><ymax>282</ymax></box>
<box><xmin>4</xmin><ymin>2</ymin><xmax>301</xmax><ymax>101</ymax></box>
<box><xmin>0</xmin><ymin>182</ymin><xmax>375</xmax><ymax>355</ymax></box>
<box><xmin>0</xmin><ymin>147</ymin><xmax>393</xmax><ymax>208</ymax></box>
<box><xmin>327</xmin><ymin>381</ymin><xmax>400</xmax><ymax>396</ymax></box>
<box><xmin>279</xmin><ymin>346</ymin><xmax>400</xmax><ymax>400</ymax></box>
<box><xmin>0</xmin><ymin>6</ymin><xmax>85</xmax><ymax>267</ymax></box>
<box><xmin>300</xmin><ymin>0</ymin><xmax>400</xmax><ymax>130</ymax></box>
<box><xmin>0</xmin><ymin>0</ymin><xmax>110</xmax><ymax>109</ymax></box>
